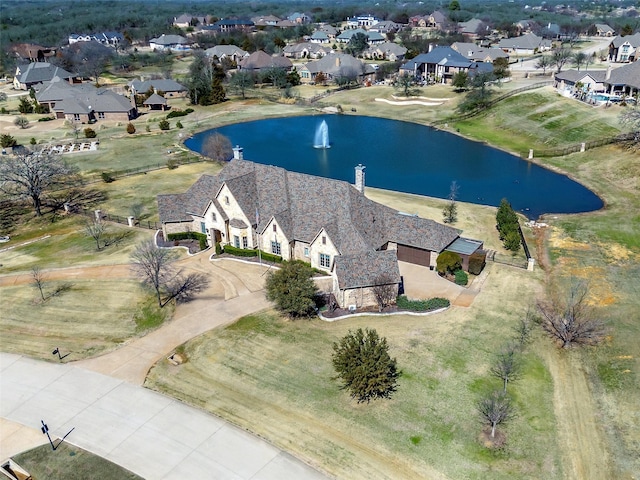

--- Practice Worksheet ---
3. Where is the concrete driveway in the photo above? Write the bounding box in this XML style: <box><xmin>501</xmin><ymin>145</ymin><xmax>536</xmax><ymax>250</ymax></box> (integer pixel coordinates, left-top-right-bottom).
<box><xmin>0</xmin><ymin>353</ymin><xmax>328</xmax><ymax>480</ymax></box>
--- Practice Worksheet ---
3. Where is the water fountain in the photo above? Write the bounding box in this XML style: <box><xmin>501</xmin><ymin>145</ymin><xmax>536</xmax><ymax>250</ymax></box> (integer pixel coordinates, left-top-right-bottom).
<box><xmin>313</xmin><ymin>120</ymin><xmax>330</xmax><ymax>148</ymax></box>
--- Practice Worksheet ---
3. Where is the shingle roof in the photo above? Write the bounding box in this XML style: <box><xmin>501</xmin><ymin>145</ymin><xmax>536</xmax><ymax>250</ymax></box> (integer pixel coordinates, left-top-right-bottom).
<box><xmin>606</xmin><ymin>61</ymin><xmax>640</xmax><ymax>89</ymax></box>
<box><xmin>129</xmin><ymin>79</ymin><xmax>186</xmax><ymax>93</ymax></box>
<box><xmin>497</xmin><ymin>33</ymin><xmax>548</xmax><ymax>50</ymax></box>
<box><xmin>386</xmin><ymin>213</ymin><xmax>460</xmax><ymax>252</ymax></box>
<box><xmin>41</xmin><ymin>82</ymin><xmax>135</xmax><ymax>114</ymax></box>
<box><xmin>610</xmin><ymin>32</ymin><xmax>640</xmax><ymax>48</ymax></box>
<box><xmin>16</xmin><ymin>62</ymin><xmax>74</xmax><ymax>85</ymax></box>
<box><xmin>143</xmin><ymin>93</ymin><xmax>167</xmax><ymax>105</ymax></box>
<box><xmin>238</xmin><ymin>51</ymin><xmax>292</xmax><ymax>70</ymax></box>
<box><xmin>302</xmin><ymin>53</ymin><xmax>367</xmax><ymax>76</ymax></box>
<box><xmin>334</xmin><ymin>250</ymin><xmax>400</xmax><ymax>289</ymax></box>
<box><xmin>554</xmin><ymin>69</ymin><xmax>607</xmax><ymax>84</ymax></box>
<box><xmin>204</xmin><ymin>45</ymin><xmax>248</xmax><ymax>58</ymax></box>
<box><xmin>401</xmin><ymin>47</ymin><xmax>473</xmax><ymax>70</ymax></box>
<box><xmin>149</xmin><ymin>34</ymin><xmax>188</xmax><ymax>46</ymax></box>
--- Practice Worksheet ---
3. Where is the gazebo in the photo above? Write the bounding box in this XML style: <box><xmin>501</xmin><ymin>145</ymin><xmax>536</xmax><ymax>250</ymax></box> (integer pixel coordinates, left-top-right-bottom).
<box><xmin>143</xmin><ymin>93</ymin><xmax>168</xmax><ymax>111</ymax></box>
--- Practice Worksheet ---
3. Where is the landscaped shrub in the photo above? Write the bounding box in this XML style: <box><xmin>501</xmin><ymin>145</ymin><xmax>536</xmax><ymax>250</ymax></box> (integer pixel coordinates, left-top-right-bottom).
<box><xmin>158</xmin><ymin>119</ymin><xmax>170</xmax><ymax>130</ymax></box>
<box><xmin>167</xmin><ymin>159</ymin><xmax>178</xmax><ymax>169</ymax></box>
<box><xmin>176</xmin><ymin>120</ymin><xmax>183</xmax><ymax>129</ymax></box>
<box><xmin>167</xmin><ymin>232</ymin><xmax>208</xmax><ymax>250</ymax></box>
<box><xmin>84</xmin><ymin>127</ymin><xmax>97</xmax><ymax>138</ymax></box>
<box><xmin>1</xmin><ymin>134</ymin><xmax>17</xmax><ymax>148</ymax></box>
<box><xmin>37</xmin><ymin>116</ymin><xmax>55</xmax><ymax>122</ymax></box>
<box><xmin>126</xmin><ymin>123</ymin><xmax>136</xmax><ymax>134</ymax></box>
<box><xmin>436</xmin><ymin>251</ymin><xmax>462</xmax><ymax>275</ymax></box>
<box><xmin>260</xmin><ymin>251</ymin><xmax>283</xmax><ymax>263</ymax></box>
<box><xmin>215</xmin><ymin>242</ymin><xmax>222</xmax><ymax>255</ymax></box>
<box><xmin>468</xmin><ymin>251</ymin><xmax>487</xmax><ymax>275</ymax></box>
<box><xmin>454</xmin><ymin>269</ymin><xmax>468</xmax><ymax>286</ymax></box>
<box><xmin>396</xmin><ymin>295</ymin><xmax>450</xmax><ymax>311</ymax></box>
<box><xmin>30</xmin><ymin>138</ymin><xmax>37</xmax><ymax>145</ymax></box>
<box><xmin>101</xmin><ymin>172</ymin><xmax>115</xmax><ymax>183</ymax></box>
<box><xmin>166</xmin><ymin>108</ymin><xmax>193</xmax><ymax>119</ymax></box>
<box><xmin>222</xmin><ymin>245</ymin><xmax>258</xmax><ymax>257</ymax></box>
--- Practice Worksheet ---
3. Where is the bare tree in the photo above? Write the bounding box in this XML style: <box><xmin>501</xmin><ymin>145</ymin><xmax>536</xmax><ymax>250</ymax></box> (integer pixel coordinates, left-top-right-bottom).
<box><xmin>202</xmin><ymin>132</ymin><xmax>233</xmax><ymax>162</ymax></box>
<box><xmin>85</xmin><ymin>218</ymin><xmax>106</xmax><ymax>250</ymax></box>
<box><xmin>552</xmin><ymin>47</ymin><xmax>573</xmax><ymax>73</ymax></box>
<box><xmin>537</xmin><ymin>280</ymin><xmax>607</xmax><ymax>348</ymax></box>
<box><xmin>442</xmin><ymin>180</ymin><xmax>459</xmax><ymax>224</ymax></box>
<box><xmin>371</xmin><ymin>274</ymin><xmax>398</xmax><ymax>312</ymax></box>
<box><xmin>620</xmin><ymin>105</ymin><xmax>640</xmax><ymax>145</ymax></box>
<box><xmin>514</xmin><ymin>308</ymin><xmax>534</xmax><ymax>349</ymax></box>
<box><xmin>68</xmin><ymin>121</ymin><xmax>81</xmax><ymax>140</ymax></box>
<box><xmin>31</xmin><ymin>266</ymin><xmax>46</xmax><ymax>301</ymax></box>
<box><xmin>131</xmin><ymin>240</ymin><xmax>210</xmax><ymax>308</ymax></box>
<box><xmin>0</xmin><ymin>149</ymin><xmax>77</xmax><ymax>216</ymax></box>
<box><xmin>534</xmin><ymin>55</ymin><xmax>552</xmax><ymax>76</ymax></box>
<box><xmin>490</xmin><ymin>343</ymin><xmax>521</xmax><ymax>392</ymax></box>
<box><xmin>478</xmin><ymin>390</ymin><xmax>515</xmax><ymax>439</ymax></box>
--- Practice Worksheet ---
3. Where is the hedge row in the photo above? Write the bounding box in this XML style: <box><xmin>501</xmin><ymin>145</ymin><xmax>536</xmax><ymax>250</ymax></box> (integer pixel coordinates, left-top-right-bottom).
<box><xmin>166</xmin><ymin>108</ymin><xmax>194</xmax><ymax>119</ymax></box>
<box><xmin>222</xmin><ymin>245</ymin><xmax>283</xmax><ymax>263</ymax></box>
<box><xmin>167</xmin><ymin>232</ymin><xmax>208</xmax><ymax>250</ymax></box>
<box><xmin>396</xmin><ymin>296</ymin><xmax>450</xmax><ymax>312</ymax></box>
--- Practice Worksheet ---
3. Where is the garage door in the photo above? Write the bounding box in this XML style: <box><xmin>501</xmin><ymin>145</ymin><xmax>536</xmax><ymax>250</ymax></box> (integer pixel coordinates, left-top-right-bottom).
<box><xmin>397</xmin><ymin>245</ymin><xmax>431</xmax><ymax>267</ymax></box>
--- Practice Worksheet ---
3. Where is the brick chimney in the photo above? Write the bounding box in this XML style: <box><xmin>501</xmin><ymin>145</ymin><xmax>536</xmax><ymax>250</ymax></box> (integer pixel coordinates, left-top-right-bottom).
<box><xmin>232</xmin><ymin>145</ymin><xmax>244</xmax><ymax>160</ymax></box>
<box><xmin>355</xmin><ymin>164</ymin><xmax>365</xmax><ymax>193</ymax></box>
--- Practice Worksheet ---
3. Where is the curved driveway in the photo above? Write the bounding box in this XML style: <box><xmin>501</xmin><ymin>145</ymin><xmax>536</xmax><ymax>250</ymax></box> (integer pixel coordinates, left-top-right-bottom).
<box><xmin>1</xmin><ymin>255</ymin><xmax>329</xmax><ymax>479</ymax></box>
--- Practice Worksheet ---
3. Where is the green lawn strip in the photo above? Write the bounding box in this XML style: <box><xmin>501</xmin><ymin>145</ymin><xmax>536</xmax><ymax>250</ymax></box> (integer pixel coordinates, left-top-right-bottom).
<box><xmin>454</xmin><ymin>90</ymin><xmax>624</xmax><ymax>156</ymax></box>
<box><xmin>13</xmin><ymin>442</ymin><xmax>142</xmax><ymax>480</ymax></box>
<box><xmin>147</xmin><ymin>267</ymin><xmax>559</xmax><ymax>479</ymax></box>
<box><xmin>0</xmin><ymin>279</ymin><xmax>146</xmax><ymax>360</ymax></box>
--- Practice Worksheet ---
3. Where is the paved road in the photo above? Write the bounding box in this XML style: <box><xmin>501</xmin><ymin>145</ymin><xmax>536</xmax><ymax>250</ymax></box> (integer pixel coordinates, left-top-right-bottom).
<box><xmin>0</xmin><ymin>353</ymin><xmax>328</xmax><ymax>480</ymax></box>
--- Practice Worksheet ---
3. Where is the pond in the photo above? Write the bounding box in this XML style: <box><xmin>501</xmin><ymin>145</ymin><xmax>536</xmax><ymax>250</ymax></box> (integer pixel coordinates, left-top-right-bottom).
<box><xmin>185</xmin><ymin>115</ymin><xmax>603</xmax><ymax>219</ymax></box>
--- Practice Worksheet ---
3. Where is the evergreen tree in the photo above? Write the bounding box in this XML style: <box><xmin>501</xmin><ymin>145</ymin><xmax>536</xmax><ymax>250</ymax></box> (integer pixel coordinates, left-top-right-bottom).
<box><xmin>265</xmin><ymin>260</ymin><xmax>318</xmax><ymax>317</ymax></box>
<box><xmin>332</xmin><ymin>328</ymin><xmax>401</xmax><ymax>403</ymax></box>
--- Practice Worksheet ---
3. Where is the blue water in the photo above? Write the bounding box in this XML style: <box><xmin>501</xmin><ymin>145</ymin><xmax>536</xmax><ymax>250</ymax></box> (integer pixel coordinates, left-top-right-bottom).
<box><xmin>185</xmin><ymin>115</ymin><xmax>603</xmax><ymax>219</ymax></box>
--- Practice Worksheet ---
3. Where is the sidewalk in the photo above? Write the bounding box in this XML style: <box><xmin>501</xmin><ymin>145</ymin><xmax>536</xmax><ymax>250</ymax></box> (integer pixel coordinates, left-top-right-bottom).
<box><xmin>0</xmin><ymin>353</ymin><xmax>329</xmax><ymax>480</ymax></box>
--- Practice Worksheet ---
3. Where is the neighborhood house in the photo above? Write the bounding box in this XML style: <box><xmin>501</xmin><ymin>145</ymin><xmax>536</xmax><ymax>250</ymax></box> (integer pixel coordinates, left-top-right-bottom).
<box><xmin>158</xmin><ymin>152</ymin><xmax>482</xmax><ymax>308</ymax></box>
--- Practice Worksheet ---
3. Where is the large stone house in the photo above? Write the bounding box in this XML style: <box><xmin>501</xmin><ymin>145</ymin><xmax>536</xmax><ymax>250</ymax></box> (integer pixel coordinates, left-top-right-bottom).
<box><xmin>35</xmin><ymin>78</ymin><xmax>137</xmax><ymax>122</ymax></box>
<box><xmin>13</xmin><ymin>62</ymin><xmax>75</xmax><ymax>90</ymax></box>
<box><xmin>298</xmin><ymin>53</ymin><xmax>376</xmax><ymax>84</ymax></box>
<box><xmin>158</xmin><ymin>153</ymin><xmax>473</xmax><ymax>308</ymax></box>
<box><xmin>400</xmin><ymin>46</ymin><xmax>492</xmax><ymax>84</ymax></box>
<box><xmin>497</xmin><ymin>33</ymin><xmax>552</xmax><ymax>55</ymax></box>
<box><xmin>608</xmin><ymin>33</ymin><xmax>640</xmax><ymax>63</ymax></box>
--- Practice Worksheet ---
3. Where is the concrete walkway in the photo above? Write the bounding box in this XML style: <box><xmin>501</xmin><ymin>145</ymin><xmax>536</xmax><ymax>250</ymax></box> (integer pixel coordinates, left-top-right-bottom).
<box><xmin>0</xmin><ymin>353</ymin><xmax>328</xmax><ymax>480</ymax></box>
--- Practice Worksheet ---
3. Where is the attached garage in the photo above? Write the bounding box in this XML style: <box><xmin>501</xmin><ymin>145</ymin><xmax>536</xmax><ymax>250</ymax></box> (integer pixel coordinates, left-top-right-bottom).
<box><xmin>396</xmin><ymin>244</ymin><xmax>431</xmax><ymax>267</ymax></box>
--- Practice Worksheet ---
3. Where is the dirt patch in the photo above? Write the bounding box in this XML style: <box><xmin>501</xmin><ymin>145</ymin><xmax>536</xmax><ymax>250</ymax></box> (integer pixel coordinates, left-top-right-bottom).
<box><xmin>548</xmin><ymin>227</ymin><xmax>591</xmax><ymax>251</ymax></box>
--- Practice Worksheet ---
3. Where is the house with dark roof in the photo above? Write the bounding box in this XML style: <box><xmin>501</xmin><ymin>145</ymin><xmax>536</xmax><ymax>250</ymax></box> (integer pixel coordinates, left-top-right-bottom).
<box><xmin>364</xmin><ymin>42</ymin><xmax>407</xmax><ymax>61</ymax></box>
<box><xmin>298</xmin><ymin>53</ymin><xmax>376</xmax><ymax>84</ymax></box>
<box><xmin>208</xmin><ymin>18</ymin><xmax>255</xmax><ymax>33</ymax></box>
<box><xmin>451</xmin><ymin>42</ymin><xmax>509</xmax><ymax>63</ymax></box>
<box><xmin>157</xmin><ymin>154</ymin><xmax>471</xmax><ymax>308</ymax></box>
<box><xmin>593</xmin><ymin>23</ymin><xmax>615</xmax><ymax>37</ymax></box>
<box><xmin>337</xmin><ymin>28</ymin><xmax>385</xmax><ymax>45</ymax></box>
<box><xmin>458</xmin><ymin>18</ymin><xmax>487</xmax><ymax>39</ymax></box>
<box><xmin>205</xmin><ymin>45</ymin><xmax>249</xmax><ymax>62</ymax></box>
<box><xmin>554</xmin><ymin>69</ymin><xmax>607</xmax><ymax>97</ymax></box>
<box><xmin>128</xmin><ymin>79</ymin><xmax>187</xmax><ymax>98</ymax></box>
<box><xmin>283</xmin><ymin>42</ymin><xmax>330</xmax><ymax>60</ymax></box>
<box><xmin>149</xmin><ymin>34</ymin><xmax>190</xmax><ymax>52</ymax></box>
<box><xmin>35</xmin><ymin>78</ymin><xmax>137</xmax><ymax>122</ymax></box>
<box><xmin>608</xmin><ymin>33</ymin><xmax>640</xmax><ymax>62</ymax></box>
<box><xmin>400</xmin><ymin>46</ymin><xmax>489</xmax><ymax>84</ymax></box>
<box><xmin>237</xmin><ymin>51</ymin><xmax>293</xmax><ymax>72</ymax></box>
<box><xmin>497</xmin><ymin>33</ymin><xmax>552</xmax><ymax>55</ymax></box>
<box><xmin>13</xmin><ymin>62</ymin><xmax>75</xmax><ymax>90</ymax></box>
<box><xmin>8</xmin><ymin>44</ymin><xmax>56</xmax><ymax>63</ymax></box>
<box><xmin>604</xmin><ymin>61</ymin><xmax>640</xmax><ymax>97</ymax></box>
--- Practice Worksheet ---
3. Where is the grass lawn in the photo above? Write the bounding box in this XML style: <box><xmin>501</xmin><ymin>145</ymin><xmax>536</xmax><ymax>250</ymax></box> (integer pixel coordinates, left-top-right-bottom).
<box><xmin>454</xmin><ymin>88</ymin><xmax>624</xmax><ymax>156</ymax></box>
<box><xmin>13</xmin><ymin>442</ymin><xmax>142</xmax><ymax>480</ymax></box>
<box><xmin>0</xmin><ymin>279</ymin><xmax>165</xmax><ymax>360</ymax></box>
<box><xmin>146</xmin><ymin>265</ymin><xmax>559</xmax><ymax>480</ymax></box>
<box><xmin>0</xmin><ymin>215</ymin><xmax>154</xmax><ymax>273</ymax></box>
